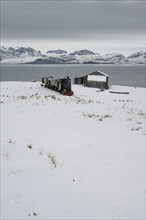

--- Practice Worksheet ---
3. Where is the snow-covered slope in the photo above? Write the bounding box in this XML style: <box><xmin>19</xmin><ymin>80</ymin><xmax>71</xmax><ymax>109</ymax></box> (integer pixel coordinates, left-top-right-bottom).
<box><xmin>1</xmin><ymin>81</ymin><xmax>145</xmax><ymax>219</ymax></box>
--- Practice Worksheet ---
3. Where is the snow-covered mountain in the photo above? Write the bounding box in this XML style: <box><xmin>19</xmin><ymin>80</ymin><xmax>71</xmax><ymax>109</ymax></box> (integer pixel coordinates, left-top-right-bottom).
<box><xmin>0</xmin><ymin>46</ymin><xmax>145</xmax><ymax>64</ymax></box>
<box><xmin>0</xmin><ymin>46</ymin><xmax>42</xmax><ymax>61</ymax></box>
<box><xmin>26</xmin><ymin>49</ymin><xmax>146</xmax><ymax>64</ymax></box>
<box><xmin>27</xmin><ymin>50</ymin><xmax>126</xmax><ymax>64</ymax></box>
<box><xmin>82</xmin><ymin>53</ymin><xmax>126</xmax><ymax>64</ymax></box>
<box><xmin>126</xmin><ymin>51</ymin><xmax>146</xmax><ymax>64</ymax></box>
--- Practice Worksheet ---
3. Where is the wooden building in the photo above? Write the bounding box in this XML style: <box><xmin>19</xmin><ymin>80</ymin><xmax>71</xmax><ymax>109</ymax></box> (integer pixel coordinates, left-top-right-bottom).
<box><xmin>74</xmin><ymin>70</ymin><xmax>109</xmax><ymax>89</ymax></box>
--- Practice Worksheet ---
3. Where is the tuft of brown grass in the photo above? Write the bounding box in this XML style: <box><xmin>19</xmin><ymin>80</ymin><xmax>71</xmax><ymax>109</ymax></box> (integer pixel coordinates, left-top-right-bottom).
<box><xmin>27</xmin><ymin>144</ymin><xmax>32</xmax><ymax>149</ymax></box>
<box><xmin>47</xmin><ymin>154</ymin><xmax>57</xmax><ymax>168</ymax></box>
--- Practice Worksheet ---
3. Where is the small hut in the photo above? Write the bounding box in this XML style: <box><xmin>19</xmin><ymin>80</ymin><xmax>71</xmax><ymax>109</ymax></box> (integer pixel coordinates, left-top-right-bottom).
<box><xmin>74</xmin><ymin>70</ymin><xmax>109</xmax><ymax>89</ymax></box>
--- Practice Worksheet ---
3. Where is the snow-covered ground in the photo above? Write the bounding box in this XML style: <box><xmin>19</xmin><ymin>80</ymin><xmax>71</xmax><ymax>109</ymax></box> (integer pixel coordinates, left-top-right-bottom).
<box><xmin>1</xmin><ymin>82</ymin><xmax>145</xmax><ymax>219</ymax></box>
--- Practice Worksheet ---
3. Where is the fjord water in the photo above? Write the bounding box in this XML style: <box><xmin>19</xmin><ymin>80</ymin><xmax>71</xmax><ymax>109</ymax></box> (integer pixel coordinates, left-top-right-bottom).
<box><xmin>0</xmin><ymin>64</ymin><xmax>145</xmax><ymax>87</ymax></box>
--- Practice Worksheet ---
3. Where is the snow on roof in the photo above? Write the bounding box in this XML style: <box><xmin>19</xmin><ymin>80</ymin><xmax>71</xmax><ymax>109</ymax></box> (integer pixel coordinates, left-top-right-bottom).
<box><xmin>74</xmin><ymin>70</ymin><xmax>109</xmax><ymax>80</ymax></box>
<box><xmin>89</xmin><ymin>70</ymin><xmax>109</xmax><ymax>77</ymax></box>
<box><xmin>95</xmin><ymin>70</ymin><xmax>109</xmax><ymax>77</ymax></box>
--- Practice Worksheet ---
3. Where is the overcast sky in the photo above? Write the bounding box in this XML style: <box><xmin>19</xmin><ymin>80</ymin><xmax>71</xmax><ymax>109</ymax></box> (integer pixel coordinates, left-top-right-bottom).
<box><xmin>1</xmin><ymin>0</ymin><xmax>145</xmax><ymax>55</ymax></box>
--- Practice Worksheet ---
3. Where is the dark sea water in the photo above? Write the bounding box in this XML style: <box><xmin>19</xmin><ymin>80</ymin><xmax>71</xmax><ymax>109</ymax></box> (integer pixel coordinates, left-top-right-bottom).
<box><xmin>0</xmin><ymin>64</ymin><xmax>145</xmax><ymax>87</ymax></box>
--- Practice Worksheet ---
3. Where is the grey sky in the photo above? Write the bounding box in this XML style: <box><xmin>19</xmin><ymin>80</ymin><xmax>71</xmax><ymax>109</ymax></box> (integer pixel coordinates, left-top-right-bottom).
<box><xmin>1</xmin><ymin>0</ymin><xmax>145</xmax><ymax>54</ymax></box>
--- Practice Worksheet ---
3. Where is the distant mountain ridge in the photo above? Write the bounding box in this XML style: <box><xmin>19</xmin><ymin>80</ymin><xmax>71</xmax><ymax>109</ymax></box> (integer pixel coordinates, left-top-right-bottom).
<box><xmin>0</xmin><ymin>46</ymin><xmax>42</xmax><ymax>60</ymax></box>
<box><xmin>69</xmin><ymin>49</ymin><xmax>96</xmax><ymax>56</ymax></box>
<box><xmin>46</xmin><ymin>49</ymin><xmax>67</xmax><ymax>55</ymax></box>
<box><xmin>0</xmin><ymin>46</ymin><xmax>145</xmax><ymax>64</ymax></box>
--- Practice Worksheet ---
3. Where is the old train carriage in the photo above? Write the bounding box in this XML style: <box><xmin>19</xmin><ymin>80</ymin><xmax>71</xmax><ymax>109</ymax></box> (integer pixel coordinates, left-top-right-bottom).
<box><xmin>42</xmin><ymin>76</ymin><xmax>74</xmax><ymax>96</ymax></box>
<box><xmin>74</xmin><ymin>70</ymin><xmax>109</xmax><ymax>89</ymax></box>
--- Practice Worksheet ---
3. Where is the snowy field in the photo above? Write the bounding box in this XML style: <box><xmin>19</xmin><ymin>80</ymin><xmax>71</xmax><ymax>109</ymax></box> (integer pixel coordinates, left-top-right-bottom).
<box><xmin>1</xmin><ymin>81</ymin><xmax>145</xmax><ymax>220</ymax></box>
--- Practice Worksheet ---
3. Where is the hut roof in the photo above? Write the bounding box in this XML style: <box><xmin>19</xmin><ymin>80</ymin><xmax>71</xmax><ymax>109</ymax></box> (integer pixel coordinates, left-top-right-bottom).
<box><xmin>89</xmin><ymin>70</ymin><xmax>109</xmax><ymax>77</ymax></box>
<box><xmin>74</xmin><ymin>70</ymin><xmax>108</xmax><ymax>79</ymax></box>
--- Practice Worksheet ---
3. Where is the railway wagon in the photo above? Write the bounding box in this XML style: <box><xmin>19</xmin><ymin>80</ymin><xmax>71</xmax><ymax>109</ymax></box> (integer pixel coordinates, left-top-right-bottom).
<box><xmin>42</xmin><ymin>76</ymin><xmax>74</xmax><ymax>96</ymax></box>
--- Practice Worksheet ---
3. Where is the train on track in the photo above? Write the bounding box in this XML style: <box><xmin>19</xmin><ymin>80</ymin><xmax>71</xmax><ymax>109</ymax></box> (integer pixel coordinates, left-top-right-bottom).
<box><xmin>41</xmin><ymin>76</ymin><xmax>74</xmax><ymax>96</ymax></box>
